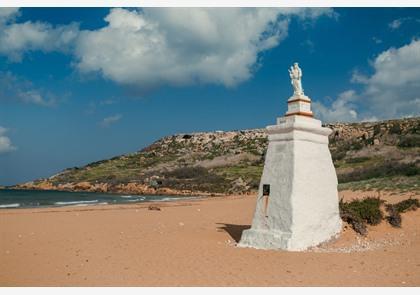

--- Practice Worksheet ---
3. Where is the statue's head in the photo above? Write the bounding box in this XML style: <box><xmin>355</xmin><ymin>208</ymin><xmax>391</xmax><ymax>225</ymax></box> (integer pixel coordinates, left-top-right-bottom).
<box><xmin>293</xmin><ymin>62</ymin><xmax>299</xmax><ymax>68</ymax></box>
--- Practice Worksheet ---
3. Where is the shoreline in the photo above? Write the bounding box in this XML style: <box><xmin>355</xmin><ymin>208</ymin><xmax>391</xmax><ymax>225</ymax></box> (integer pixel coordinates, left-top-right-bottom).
<box><xmin>0</xmin><ymin>194</ymin><xmax>241</xmax><ymax>215</ymax></box>
<box><xmin>0</xmin><ymin>188</ymin><xmax>251</xmax><ymax>210</ymax></box>
<box><xmin>0</xmin><ymin>190</ymin><xmax>227</xmax><ymax>211</ymax></box>
<box><xmin>1</xmin><ymin>186</ymin><xmax>228</xmax><ymax>197</ymax></box>
<box><xmin>0</xmin><ymin>195</ymin><xmax>214</xmax><ymax>213</ymax></box>
<box><xmin>1</xmin><ymin>186</ymin><xmax>417</xmax><ymax>211</ymax></box>
<box><xmin>4</xmin><ymin>182</ymin><xmax>233</xmax><ymax>198</ymax></box>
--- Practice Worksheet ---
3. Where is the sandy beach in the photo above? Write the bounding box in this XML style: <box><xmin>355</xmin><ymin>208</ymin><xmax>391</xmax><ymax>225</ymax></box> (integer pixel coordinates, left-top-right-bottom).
<box><xmin>0</xmin><ymin>190</ymin><xmax>419</xmax><ymax>286</ymax></box>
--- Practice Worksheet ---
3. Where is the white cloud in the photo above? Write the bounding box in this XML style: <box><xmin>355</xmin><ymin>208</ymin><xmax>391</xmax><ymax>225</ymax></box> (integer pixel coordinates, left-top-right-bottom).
<box><xmin>389</xmin><ymin>19</ymin><xmax>402</xmax><ymax>30</ymax></box>
<box><xmin>361</xmin><ymin>39</ymin><xmax>420</xmax><ymax>118</ymax></box>
<box><xmin>0</xmin><ymin>8</ymin><xmax>333</xmax><ymax>88</ymax></box>
<box><xmin>301</xmin><ymin>39</ymin><xmax>315</xmax><ymax>53</ymax></box>
<box><xmin>99</xmin><ymin>114</ymin><xmax>122</xmax><ymax>127</ymax></box>
<box><xmin>74</xmin><ymin>8</ymin><xmax>334</xmax><ymax>88</ymax></box>
<box><xmin>313</xmin><ymin>39</ymin><xmax>420</xmax><ymax>122</ymax></box>
<box><xmin>312</xmin><ymin>90</ymin><xmax>359</xmax><ymax>123</ymax></box>
<box><xmin>0</xmin><ymin>7</ymin><xmax>19</xmax><ymax>23</ymax></box>
<box><xmin>372</xmin><ymin>36</ymin><xmax>382</xmax><ymax>44</ymax></box>
<box><xmin>388</xmin><ymin>17</ymin><xmax>420</xmax><ymax>31</ymax></box>
<box><xmin>0</xmin><ymin>8</ymin><xmax>79</xmax><ymax>61</ymax></box>
<box><xmin>0</xmin><ymin>71</ymin><xmax>56</xmax><ymax>106</ymax></box>
<box><xmin>0</xmin><ymin>127</ymin><xmax>17</xmax><ymax>154</ymax></box>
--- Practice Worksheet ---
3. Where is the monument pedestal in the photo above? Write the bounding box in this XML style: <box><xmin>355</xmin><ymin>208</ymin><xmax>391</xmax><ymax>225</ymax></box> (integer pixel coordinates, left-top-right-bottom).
<box><xmin>238</xmin><ymin>115</ymin><xmax>342</xmax><ymax>251</ymax></box>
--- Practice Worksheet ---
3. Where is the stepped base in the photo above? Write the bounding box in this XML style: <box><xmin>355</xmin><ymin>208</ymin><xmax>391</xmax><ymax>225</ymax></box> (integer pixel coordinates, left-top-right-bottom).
<box><xmin>238</xmin><ymin>219</ymin><xmax>341</xmax><ymax>251</ymax></box>
<box><xmin>238</xmin><ymin>229</ymin><xmax>291</xmax><ymax>250</ymax></box>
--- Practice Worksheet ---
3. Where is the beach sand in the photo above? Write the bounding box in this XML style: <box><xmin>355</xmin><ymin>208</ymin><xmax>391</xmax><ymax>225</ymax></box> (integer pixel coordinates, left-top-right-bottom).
<box><xmin>0</xmin><ymin>190</ymin><xmax>419</xmax><ymax>286</ymax></box>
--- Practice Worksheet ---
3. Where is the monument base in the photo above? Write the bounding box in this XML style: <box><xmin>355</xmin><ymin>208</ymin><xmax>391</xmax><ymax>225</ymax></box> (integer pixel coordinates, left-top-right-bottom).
<box><xmin>239</xmin><ymin>218</ymin><xmax>341</xmax><ymax>251</ymax></box>
<box><xmin>238</xmin><ymin>115</ymin><xmax>342</xmax><ymax>251</ymax></box>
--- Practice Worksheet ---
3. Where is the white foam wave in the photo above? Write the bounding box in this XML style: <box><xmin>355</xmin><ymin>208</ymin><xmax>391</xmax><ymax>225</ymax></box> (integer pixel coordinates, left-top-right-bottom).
<box><xmin>54</xmin><ymin>200</ymin><xmax>99</xmax><ymax>206</ymax></box>
<box><xmin>0</xmin><ymin>203</ymin><xmax>20</xmax><ymax>208</ymax></box>
<box><xmin>152</xmin><ymin>196</ymin><xmax>198</xmax><ymax>202</ymax></box>
<box><xmin>73</xmin><ymin>201</ymin><xmax>108</xmax><ymax>207</ymax></box>
<box><xmin>120</xmin><ymin>196</ymin><xmax>146</xmax><ymax>202</ymax></box>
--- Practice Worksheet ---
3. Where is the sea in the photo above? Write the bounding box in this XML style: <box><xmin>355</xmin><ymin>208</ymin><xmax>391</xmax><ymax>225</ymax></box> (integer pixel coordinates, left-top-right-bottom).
<box><xmin>0</xmin><ymin>189</ymin><xmax>200</xmax><ymax>209</ymax></box>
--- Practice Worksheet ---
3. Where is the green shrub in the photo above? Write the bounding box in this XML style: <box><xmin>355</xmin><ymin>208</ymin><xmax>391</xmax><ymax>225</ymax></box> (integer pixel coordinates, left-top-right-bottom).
<box><xmin>385</xmin><ymin>198</ymin><xmax>418</xmax><ymax>227</ymax></box>
<box><xmin>393</xmin><ymin>198</ymin><xmax>419</xmax><ymax>213</ymax></box>
<box><xmin>364</xmin><ymin>137</ymin><xmax>374</xmax><ymax>145</ymax></box>
<box><xmin>248</xmin><ymin>178</ymin><xmax>260</xmax><ymax>190</ymax></box>
<box><xmin>385</xmin><ymin>205</ymin><xmax>402</xmax><ymax>227</ymax></box>
<box><xmin>345</xmin><ymin>157</ymin><xmax>370</xmax><ymax>164</ymax></box>
<box><xmin>398</xmin><ymin>135</ymin><xmax>420</xmax><ymax>148</ymax></box>
<box><xmin>389</xmin><ymin>123</ymin><xmax>402</xmax><ymax>135</ymax></box>
<box><xmin>338</xmin><ymin>161</ymin><xmax>419</xmax><ymax>183</ymax></box>
<box><xmin>165</xmin><ymin>166</ymin><xmax>208</xmax><ymax>179</ymax></box>
<box><xmin>332</xmin><ymin>150</ymin><xmax>346</xmax><ymax>161</ymax></box>
<box><xmin>349</xmin><ymin>141</ymin><xmax>363</xmax><ymax>151</ymax></box>
<box><xmin>373</xmin><ymin>125</ymin><xmax>381</xmax><ymax>136</ymax></box>
<box><xmin>339</xmin><ymin>197</ymin><xmax>383</xmax><ymax>235</ymax></box>
<box><xmin>404</xmin><ymin>165</ymin><xmax>419</xmax><ymax>177</ymax></box>
<box><xmin>339</xmin><ymin>199</ymin><xmax>367</xmax><ymax>235</ymax></box>
<box><xmin>340</xmin><ymin>197</ymin><xmax>419</xmax><ymax>233</ymax></box>
<box><xmin>162</xmin><ymin>166</ymin><xmax>231</xmax><ymax>193</ymax></box>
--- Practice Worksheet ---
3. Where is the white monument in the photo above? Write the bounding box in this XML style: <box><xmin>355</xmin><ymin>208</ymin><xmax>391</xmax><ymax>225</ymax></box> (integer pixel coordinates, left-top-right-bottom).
<box><xmin>238</xmin><ymin>62</ymin><xmax>342</xmax><ymax>251</ymax></box>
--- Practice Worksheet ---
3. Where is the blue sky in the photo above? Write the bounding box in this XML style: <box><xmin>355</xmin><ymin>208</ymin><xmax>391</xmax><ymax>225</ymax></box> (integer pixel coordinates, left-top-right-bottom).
<box><xmin>0</xmin><ymin>7</ymin><xmax>419</xmax><ymax>185</ymax></box>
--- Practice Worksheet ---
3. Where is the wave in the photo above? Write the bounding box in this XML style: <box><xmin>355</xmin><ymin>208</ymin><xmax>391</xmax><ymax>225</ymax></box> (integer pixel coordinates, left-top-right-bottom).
<box><xmin>73</xmin><ymin>201</ymin><xmax>108</xmax><ymax>207</ymax></box>
<box><xmin>153</xmin><ymin>196</ymin><xmax>198</xmax><ymax>202</ymax></box>
<box><xmin>0</xmin><ymin>195</ymin><xmax>200</xmax><ymax>210</ymax></box>
<box><xmin>125</xmin><ymin>198</ymin><xmax>141</xmax><ymax>202</ymax></box>
<box><xmin>54</xmin><ymin>200</ymin><xmax>99</xmax><ymax>206</ymax></box>
<box><xmin>0</xmin><ymin>203</ymin><xmax>20</xmax><ymax>208</ymax></box>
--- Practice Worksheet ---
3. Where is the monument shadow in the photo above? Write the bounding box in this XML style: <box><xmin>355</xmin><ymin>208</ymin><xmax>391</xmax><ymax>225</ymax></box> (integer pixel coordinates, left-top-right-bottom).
<box><xmin>216</xmin><ymin>223</ymin><xmax>251</xmax><ymax>243</ymax></box>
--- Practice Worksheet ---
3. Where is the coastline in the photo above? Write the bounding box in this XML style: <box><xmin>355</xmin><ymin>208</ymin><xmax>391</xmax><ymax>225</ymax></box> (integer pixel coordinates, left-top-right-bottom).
<box><xmin>4</xmin><ymin>183</ymin><xmax>231</xmax><ymax>198</ymax></box>
<box><xmin>1</xmin><ymin>190</ymin><xmax>419</xmax><ymax>286</ymax></box>
<box><xmin>0</xmin><ymin>188</ymin><xmax>223</xmax><ymax>210</ymax></box>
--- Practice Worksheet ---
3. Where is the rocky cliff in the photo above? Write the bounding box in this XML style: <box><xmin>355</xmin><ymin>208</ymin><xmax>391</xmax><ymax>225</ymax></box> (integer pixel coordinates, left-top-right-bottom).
<box><xmin>11</xmin><ymin>117</ymin><xmax>420</xmax><ymax>195</ymax></box>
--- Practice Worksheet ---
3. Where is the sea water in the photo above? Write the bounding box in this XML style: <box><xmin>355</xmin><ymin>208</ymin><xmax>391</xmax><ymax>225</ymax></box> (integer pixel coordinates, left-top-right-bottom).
<box><xmin>0</xmin><ymin>189</ymin><xmax>199</xmax><ymax>209</ymax></box>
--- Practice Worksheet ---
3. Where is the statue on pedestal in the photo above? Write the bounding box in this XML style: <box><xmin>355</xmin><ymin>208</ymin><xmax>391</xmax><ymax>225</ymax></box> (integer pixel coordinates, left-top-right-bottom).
<box><xmin>238</xmin><ymin>61</ymin><xmax>341</xmax><ymax>251</ymax></box>
<box><xmin>289</xmin><ymin>62</ymin><xmax>304</xmax><ymax>96</ymax></box>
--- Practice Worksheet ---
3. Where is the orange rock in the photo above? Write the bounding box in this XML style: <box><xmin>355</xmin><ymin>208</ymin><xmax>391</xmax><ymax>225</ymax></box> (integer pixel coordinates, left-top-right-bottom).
<box><xmin>74</xmin><ymin>182</ymin><xmax>92</xmax><ymax>190</ymax></box>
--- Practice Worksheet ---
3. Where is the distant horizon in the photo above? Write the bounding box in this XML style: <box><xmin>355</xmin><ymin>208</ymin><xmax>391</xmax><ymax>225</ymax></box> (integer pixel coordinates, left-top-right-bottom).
<box><xmin>1</xmin><ymin>7</ymin><xmax>420</xmax><ymax>185</ymax></box>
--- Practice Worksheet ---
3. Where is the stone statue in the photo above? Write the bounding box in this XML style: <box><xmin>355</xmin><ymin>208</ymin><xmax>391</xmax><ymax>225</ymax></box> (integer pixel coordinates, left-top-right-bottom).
<box><xmin>289</xmin><ymin>62</ymin><xmax>304</xmax><ymax>96</ymax></box>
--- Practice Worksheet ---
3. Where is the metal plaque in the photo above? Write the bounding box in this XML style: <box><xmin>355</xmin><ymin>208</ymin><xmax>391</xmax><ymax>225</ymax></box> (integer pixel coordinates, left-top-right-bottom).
<box><xmin>262</xmin><ymin>184</ymin><xmax>270</xmax><ymax>196</ymax></box>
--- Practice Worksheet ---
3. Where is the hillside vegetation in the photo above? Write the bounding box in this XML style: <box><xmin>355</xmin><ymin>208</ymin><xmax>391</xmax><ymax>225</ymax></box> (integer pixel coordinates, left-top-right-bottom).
<box><xmin>12</xmin><ymin>117</ymin><xmax>420</xmax><ymax>195</ymax></box>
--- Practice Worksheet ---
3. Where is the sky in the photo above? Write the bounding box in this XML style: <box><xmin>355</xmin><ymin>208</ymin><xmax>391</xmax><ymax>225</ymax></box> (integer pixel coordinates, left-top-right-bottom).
<box><xmin>0</xmin><ymin>7</ymin><xmax>419</xmax><ymax>185</ymax></box>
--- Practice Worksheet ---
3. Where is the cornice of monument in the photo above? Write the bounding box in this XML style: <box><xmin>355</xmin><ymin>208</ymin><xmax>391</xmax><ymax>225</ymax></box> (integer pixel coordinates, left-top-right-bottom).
<box><xmin>285</xmin><ymin>111</ymin><xmax>313</xmax><ymax>117</ymax></box>
<box><xmin>267</xmin><ymin>119</ymin><xmax>332</xmax><ymax>139</ymax></box>
<box><xmin>287</xmin><ymin>95</ymin><xmax>311</xmax><ymax>103</ymax></box>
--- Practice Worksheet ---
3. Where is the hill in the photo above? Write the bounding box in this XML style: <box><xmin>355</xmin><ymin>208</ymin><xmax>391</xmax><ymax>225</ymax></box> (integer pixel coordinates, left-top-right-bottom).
<box><xmin>11</xmin><ymin>117</ymin><xmax>420</xmax><ymax>196</ymax></box>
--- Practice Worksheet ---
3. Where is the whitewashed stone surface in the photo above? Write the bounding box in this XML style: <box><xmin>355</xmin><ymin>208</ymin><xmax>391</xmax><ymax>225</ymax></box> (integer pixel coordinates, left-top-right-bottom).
<box><xmin>238</xmin><ymin>115</ymin><xmax>342</xmax><ymax>251</ymax></box>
